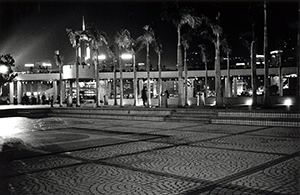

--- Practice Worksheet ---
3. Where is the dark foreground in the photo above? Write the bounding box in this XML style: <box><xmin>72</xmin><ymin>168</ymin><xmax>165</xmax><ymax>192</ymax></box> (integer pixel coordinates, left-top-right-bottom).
<box><xmin>0</xmin><ymin>116</ymin><xmax>299</xmax><ymax>195</ymax></box>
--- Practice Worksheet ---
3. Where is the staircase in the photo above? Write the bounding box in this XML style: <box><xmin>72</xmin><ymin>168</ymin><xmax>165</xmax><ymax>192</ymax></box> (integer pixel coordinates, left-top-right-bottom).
<box><xmin>166</xmin><ymin>109</ymin><xmax>217</xmax><ymax>123</ymax></box>
<box><xmin>211</xmin><ymin>110</ymin><xmax>300</xmax><ymax>127</ymax></box>
<box><xmin>49</xmin><ymin>107</ymin><xmax>171</xmax><ymax>122</ymax></box>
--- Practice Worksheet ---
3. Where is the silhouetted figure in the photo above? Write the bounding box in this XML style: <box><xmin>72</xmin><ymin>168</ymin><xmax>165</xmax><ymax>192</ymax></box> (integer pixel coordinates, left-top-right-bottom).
<box><xmin>41</xmin><ymin>94</ymin><xmax>46</xmax><ymax>105</ymax></box>
<box><xmin>141</xmin><ymin>86</ymin><xmax>147</xmax><ymax>107</ymax></box>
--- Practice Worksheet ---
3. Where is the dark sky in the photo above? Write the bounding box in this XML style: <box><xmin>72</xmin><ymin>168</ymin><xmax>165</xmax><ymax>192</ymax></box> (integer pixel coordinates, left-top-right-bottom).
<box><xmin>0</xmin><ymin>0</ymin><xmax>298</xmax><ymax>69</ymax></box>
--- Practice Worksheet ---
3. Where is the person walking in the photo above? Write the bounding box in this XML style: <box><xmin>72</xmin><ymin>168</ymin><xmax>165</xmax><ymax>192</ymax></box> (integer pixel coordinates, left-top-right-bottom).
<box><xmin>141</xmin><ymin>86</ymin><xmax>147</xmax><ymax>107</ymax></box>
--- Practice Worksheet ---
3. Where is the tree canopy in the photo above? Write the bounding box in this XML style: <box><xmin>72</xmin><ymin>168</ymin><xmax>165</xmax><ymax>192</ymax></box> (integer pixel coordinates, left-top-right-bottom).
<box><xmin>0</xmin><ymin>54</ymin><xmax>17</xmax><ymax>86</ymax></box>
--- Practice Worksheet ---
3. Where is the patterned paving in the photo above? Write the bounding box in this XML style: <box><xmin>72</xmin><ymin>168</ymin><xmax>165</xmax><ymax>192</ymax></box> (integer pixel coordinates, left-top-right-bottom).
<box><xmin>0</xmin><ymin>117</ymin><xmax>299</xmax><ymax>195</ymax></box>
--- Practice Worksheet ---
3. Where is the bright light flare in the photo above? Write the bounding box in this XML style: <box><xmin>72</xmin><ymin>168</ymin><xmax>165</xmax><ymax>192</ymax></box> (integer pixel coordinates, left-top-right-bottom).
<box><xmin>283</xmin><ymin>98</ymin><xmax>292</xmax><ymax>106</ymax></box>
<box><xmin>0</xmin><ymin>65</ymin><xmax>8</xmax><ymax>74</ymax></box>
<box><xmin>0</xmin><ymin>117</ymin><xmax>25</xmax><ymax>137</ymax></box>
<box><xmin>98</xmin><ymin>54</ymin><xmax>106</xmax><ymax>60</ymax></box>
<box><xmin>121</xmin><ymin>53</ymin><xmax>132</xmax><ymax>60</ymax></box>
<box><xmin>245</xmin><ymin>99</ymin><xmax>253</xmax><ymax>106</ymax></box>
<box><xmin>42</xmin><ymin>62</ymin><xmax>52</xmax><ymax>67</ymax></box>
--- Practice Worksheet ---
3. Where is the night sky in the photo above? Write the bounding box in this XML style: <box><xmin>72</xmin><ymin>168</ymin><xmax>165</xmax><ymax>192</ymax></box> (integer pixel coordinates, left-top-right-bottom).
<box><xmin>0</xmin><ymin>0</ymin><xmax>298</xmax><ymax>70</ymax></box>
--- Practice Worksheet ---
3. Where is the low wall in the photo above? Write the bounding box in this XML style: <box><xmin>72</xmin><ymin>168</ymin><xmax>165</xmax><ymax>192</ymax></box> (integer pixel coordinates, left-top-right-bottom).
<box><xmin>102</xmin><ymin>96</ymin><xmax>297</xmax><ymax>107</ymax></box>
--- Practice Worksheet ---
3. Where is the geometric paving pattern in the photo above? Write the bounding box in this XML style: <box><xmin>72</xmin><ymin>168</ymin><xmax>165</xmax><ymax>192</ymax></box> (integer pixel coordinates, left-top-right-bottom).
<box><xmin>0</xmin><ymin>117</ymin><xmax>299</xmax><ymax>195</ymax></box>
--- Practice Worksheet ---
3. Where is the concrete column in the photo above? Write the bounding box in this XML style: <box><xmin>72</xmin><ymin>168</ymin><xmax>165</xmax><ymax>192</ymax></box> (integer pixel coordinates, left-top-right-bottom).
<box><xmin>17</xmin><ymin>81</ymin><xmax>22</xmax><ymax>104</ymax></box>
<box><xmin>99</xmin><ymin>80</ymin><xmax>106</xmax><ymax>104</ymax></box>
<box><xmin>53</xmin><ymin>80</ymin><xmax>58</xmax><ymax>103</ymax></box>
<box><xmin>61</xmin><ymin>80</ymin><xmax>66</xmax><ymax>102</ymax></box>
<box><xmin>138</xmin><ymin>79</ymin><xmax>144</xmax><ymax>98</ymax></box>
<box><xmin>153</xmin><ymin>80</ymin><xmax>157</xmax><ymax>96</ymax></box>
<box><xmin>108</xmin><ymin>81</ymin><xmax>112</xmax><ymax>99</ymax></box>
<box><xmin>30</xmin><ymin>82</ymin><xmax>33</xmax><ymax>94</ymax></box>
<box><xmin>233</xmin><ymin>76</ymin><xmax>238</xmax><ymax>97</ymax></box>
<box><xmin>9</xmin><ymin>82</ymin><xmax>14</xmax><ymax>104</ymax></box>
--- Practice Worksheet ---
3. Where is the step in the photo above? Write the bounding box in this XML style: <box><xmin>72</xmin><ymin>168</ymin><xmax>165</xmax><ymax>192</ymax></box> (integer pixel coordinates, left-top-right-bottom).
<box><xmin>49</xmin><ymin>112</ymin><xmax>166</xmax><ymax>122</ymax></box>
<box><xmin>217</xmin><ymin>111</ymin><xmax>300</xmax><ymax>119</ymax></box>
<box><xmin>211</xmin><ymin>117</ymin><xmax>300</xmax><ymax>127</ymax></box>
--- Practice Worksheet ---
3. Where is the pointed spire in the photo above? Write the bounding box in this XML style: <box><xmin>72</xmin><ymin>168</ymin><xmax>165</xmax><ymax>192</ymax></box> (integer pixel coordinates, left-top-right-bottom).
<box><xmin>82</xmin><ymin>16</ymin><xmax>85</xmax><ymax>31</ymax></box>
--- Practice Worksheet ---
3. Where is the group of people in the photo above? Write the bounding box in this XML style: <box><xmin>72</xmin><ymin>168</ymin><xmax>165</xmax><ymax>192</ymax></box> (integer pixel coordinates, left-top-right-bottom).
<box><xmin>141</xmin><ymin>86</ymin><xmax>169</xmax><ymax>107</ymax></box>
<box><xmin>21</xmin><ymin>93</ymin><xmax>53</xmax><ymax>105</ymax></box>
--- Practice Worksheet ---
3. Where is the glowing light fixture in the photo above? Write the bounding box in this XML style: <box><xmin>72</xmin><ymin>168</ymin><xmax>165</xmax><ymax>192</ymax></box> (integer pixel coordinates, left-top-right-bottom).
<box><xmin>98</xmin><ymin>54</ymin><xmax>106</xmax><ymax>60</ymax></box>
<box><xmin>0</xmin><ymin>65</ymin><xmax>8</xmax><ymax>74</ymax></box>
<box><xmin>121</xmin><ymin>53</ymin><xmax>132</xmax><ymax>60</ymax></box>
<box><xmin>283</xmin><ymin>98</ymin><xmax>292</xmax><ymax>106</ymax></box>
<box><xmin>25</xmin><ymin>64</ymin><xmax>34</xmax><ymax>67</ymax></box>
<box><xmin>42</xmin><ymin>62</ymin><xmax>52</xmax><ymax>67</ymax></box>
<box><xmin>245</xmin><ymin>99</ymin><xmax>253</xmax><ymax>106</ymax></box>
<box><xmin>236</xmin><ymin>63</ymin><xmax>245</xmax><ymax>66</ymax></box>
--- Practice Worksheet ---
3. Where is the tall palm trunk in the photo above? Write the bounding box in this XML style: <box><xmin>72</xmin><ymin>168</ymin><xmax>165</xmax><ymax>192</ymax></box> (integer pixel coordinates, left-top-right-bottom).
<box><xmin>204</xmin><ymin>61</ymin><xmax>208</xmax><ymax>100</ymax></box>
<box><xmin>184</xmin><ymin>47</ymin><xmax>188</xmax><ymax>106</ymax></box>
<box><xmin>95</xmin><ymin>52</ymin><xmax>100</xmax><ymax>107</ymax></box>
<box><xmin>251</xmin><ymin>41</ymin><xmax>257</xmax><ymax>107</ymax></box>
<box><xmin>119</xmin><ymin>49</ymin><xmax>123</xmax><ymax>107</ymax></box>
<box><xmin>226</xmin><ymin>52</ymin><xmax>231</xmax><ymax>97</ymax></box>
<box><xmin>158</xmin><ymin>53</ymin><xmax>162</xmax><ymax>107</ymax></box>
<box><xmin>76</xmin><ymin>46</ymin><xmax>80</xmax><ymax>107</ymax></box>
<box><xmin>133</xmin><ymin>54</ymin><xmax>138</xmax><ymax>106</ymax></box>
<box><xmin>113</xmin><ymin>57</ymin><xmax>117</xmax><ymax>105</ymax></box>
<box><xmin>263</xmin><ymin>1</ymin><xmax>269</xmax><ymax>107</ymax></box>
<box><xmin>297</xmin><ymin>1</ymin><xmax>300</xmax><ymax>111</ymax></box>
<box><xmin>215</xmin><ymin>33</ymin><xmax>222</xmax><ymax>107</ymax></box>
<box><xmin>177</xmin><ymin>26</ymin><xmax>183</xmax><ymax>107</ymax></box>
<box><xmin>146</xmin><ymin>42</ymin><xmax>150</xmax><ymax>108</ymax></box>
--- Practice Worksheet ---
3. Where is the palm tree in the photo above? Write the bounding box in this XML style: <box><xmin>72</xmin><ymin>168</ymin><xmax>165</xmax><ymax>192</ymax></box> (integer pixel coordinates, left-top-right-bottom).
<box><xmin>162</xmin><ymin>3</ymin><xmax>201</xmax><ymax>107</ymax></box>
<box><xmin>137</xmin><ymin>25</ymin><xmax>156</xmax><ymax>107</ymax></box>
<box><xmin>114</xmin><ymin>29</ymin><xmax>132</xmax><ymax>107</ymax></box>
<box><xmin>107</xmin><ymin>45</ymin><xmax>118</xmax><ymax>105</ymax></box>
<box><xmin>198</xmin><ymin>44</ymin><xmax>209</xmax><ymax>99</ymax></box>
<box><xmin>123</xmin><ymin>38</ymin><xmax>138</xmax><ymax>106</ymax></box>
<box><xmin>201</xmin><ymin>13</ymin><xmax>223</xmax><ymax>107</ymax></box>
<box><xmin>263</xmin><ymin>1</ymin><xmax>270</xmax><ymax>107</ymax></box>
<box><xmin>181</xmin><ymin>31</ymin><xmax>192</xmax><ymax>106</ymax></box>
<box><xmin>239</xmin><ymin>23</ymin><xmax>257</xmax><ymax>107</ymax></box>
<box><xmin>66</xmin><ymin>28</ymin><xmax>84</xmax><ymax>107</ymax></box>
<box><xmin>153</xmin><ymin>39</ymin><xmax>163</xmax><ymax>107</ymax></box>
<box><xmin>221</xmin><ymin>39</ymin><xmax>232</xmax><ymax>98</ymax></box>
<box><xmin>86</xmin><ymin>26</ymin><xmax>108</xmax><ymax>107</ymax></box>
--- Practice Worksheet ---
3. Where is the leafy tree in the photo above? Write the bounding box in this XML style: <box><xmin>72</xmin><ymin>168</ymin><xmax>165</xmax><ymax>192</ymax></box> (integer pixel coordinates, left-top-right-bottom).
<box><xmin>0</xmin><ymin>54</ymin><xmax>17</xmax><ymax>95</ymax></box>
<box><xmin>162</xmin><ymin>2</ymin><xmax>201</xmax><ymax>107</ymax></box>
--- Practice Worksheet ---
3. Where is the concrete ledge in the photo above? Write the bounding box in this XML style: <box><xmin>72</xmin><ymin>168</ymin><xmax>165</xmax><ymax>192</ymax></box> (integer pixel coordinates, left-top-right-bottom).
<box><xmin>218</xmin><ymin>111</ymin><xmax>300</xmax><ymax>119</ymax></box>
<box><xmin>211</xmin><ymin>117</ymin><xmax>300</xmax><ymax>127</ymax></box>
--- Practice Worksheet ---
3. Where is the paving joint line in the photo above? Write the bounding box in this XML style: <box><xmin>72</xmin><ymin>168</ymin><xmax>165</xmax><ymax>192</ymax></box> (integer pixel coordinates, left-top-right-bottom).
<box><xmin>181</xmin><ymin>151</ymin><xmax>300</xmax><ymax>195</ymax></box>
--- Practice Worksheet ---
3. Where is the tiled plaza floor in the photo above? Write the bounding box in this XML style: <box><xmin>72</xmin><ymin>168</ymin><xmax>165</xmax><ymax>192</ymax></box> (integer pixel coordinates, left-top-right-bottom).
<box><xmin>0</xmin><ymin>117</ymin><xmax>299</xmax><ymax>195</ymax></box>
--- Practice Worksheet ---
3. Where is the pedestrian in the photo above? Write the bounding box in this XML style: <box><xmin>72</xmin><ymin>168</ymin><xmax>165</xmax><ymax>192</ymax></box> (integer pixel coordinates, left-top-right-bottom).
<box><xmin>141</xmin><ymin>86</ymin><xmax>147</xmax><ymax>107</ymax></box>
<box><xmin>41</xmin><ymin>93</ymin><xmax>46</xmax><ymax>105</ymax></box>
